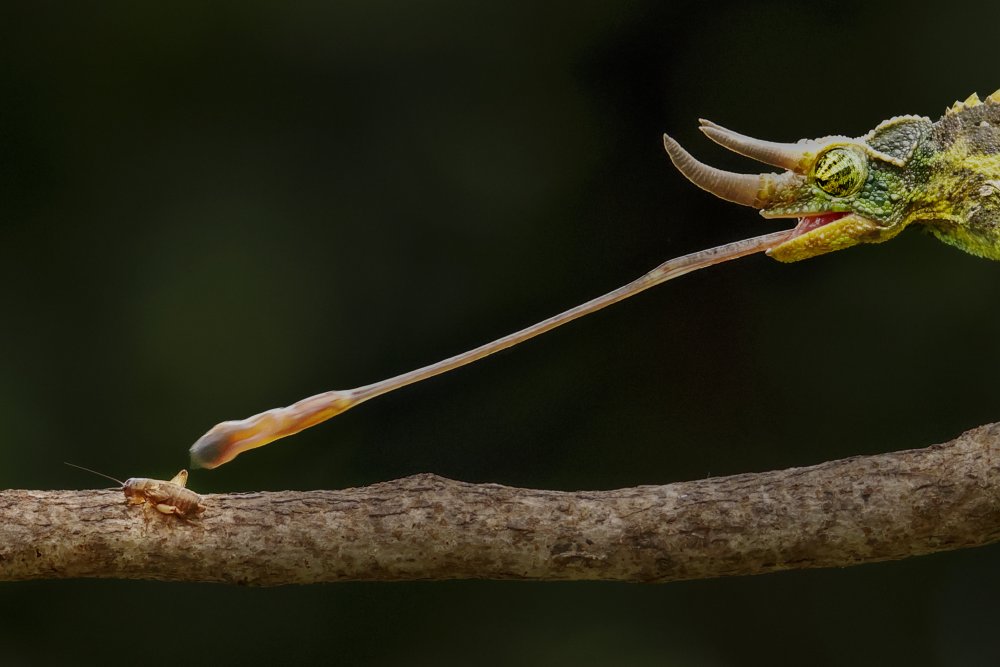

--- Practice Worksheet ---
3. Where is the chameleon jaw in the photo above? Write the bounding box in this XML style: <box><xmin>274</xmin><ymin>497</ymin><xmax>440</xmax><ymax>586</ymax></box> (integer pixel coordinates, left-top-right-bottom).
<box><xmin>763</xmin><ymin>211</ymin><xmax>885</xmax><ymax>262</ymax></box>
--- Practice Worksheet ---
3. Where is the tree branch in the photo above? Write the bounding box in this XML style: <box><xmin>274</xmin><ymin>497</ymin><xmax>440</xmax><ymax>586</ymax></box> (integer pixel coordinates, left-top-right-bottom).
<box><xmin>4</xmin><ymin>423</ymin><xmax>1000</xmax><ymax>586</ymax></box>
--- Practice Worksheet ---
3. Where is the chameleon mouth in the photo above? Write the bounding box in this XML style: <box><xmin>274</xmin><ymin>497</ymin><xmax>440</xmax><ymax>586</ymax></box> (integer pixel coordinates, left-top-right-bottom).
<box><xmin>764</xmin><ymin>211</ymin><xmax>883</xmax><ymax>262</ymax></box>
<box><xmin>786</xmin><ymin>212</ymin><xmax>850</xmax><ymax>240</ymax></box>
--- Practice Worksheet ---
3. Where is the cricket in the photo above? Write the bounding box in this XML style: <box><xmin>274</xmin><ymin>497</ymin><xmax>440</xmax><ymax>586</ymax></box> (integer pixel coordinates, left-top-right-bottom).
<box><xmin>65</xmin><ymin>463</ymin><xmax>207</xmax><ymax>520</ymax></box>
<box><xmin>189</xmin><ymin>91</ymin><xmax>1000</xmax><ymax>470</ymax></box>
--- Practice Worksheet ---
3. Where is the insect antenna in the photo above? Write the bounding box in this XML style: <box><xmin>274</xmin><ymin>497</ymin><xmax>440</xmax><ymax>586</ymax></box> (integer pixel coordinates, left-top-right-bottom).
<box><xmin>64</xmin><ymin>462</ymin><xmax>125</xmax><ymax>487</ymax></box>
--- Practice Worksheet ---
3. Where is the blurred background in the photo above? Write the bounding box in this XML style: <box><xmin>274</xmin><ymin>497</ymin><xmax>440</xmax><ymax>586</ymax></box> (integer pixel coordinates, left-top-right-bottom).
<box><xmin>3</xmin><ymin>1</ymin><xmax>1000</xmax><ymax>665</ymax></box>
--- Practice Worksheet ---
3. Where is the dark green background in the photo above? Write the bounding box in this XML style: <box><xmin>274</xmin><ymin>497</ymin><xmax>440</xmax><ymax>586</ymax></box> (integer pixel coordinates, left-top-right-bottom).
<box><xmin>3</xmin><ymin>1</ymin><xmax>1000</xmax><ymax>665</ymax></box>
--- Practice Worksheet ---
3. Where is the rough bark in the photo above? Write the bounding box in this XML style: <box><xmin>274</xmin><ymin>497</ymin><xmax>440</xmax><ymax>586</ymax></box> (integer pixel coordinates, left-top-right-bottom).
<box><xmin>3</xmin><ymin>423</ymin><xmax>1000</xmax><ymax>586</ymax></box>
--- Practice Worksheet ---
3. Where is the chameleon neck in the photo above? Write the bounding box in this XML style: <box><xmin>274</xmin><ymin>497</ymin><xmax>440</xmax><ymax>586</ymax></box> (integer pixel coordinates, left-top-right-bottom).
<box><xmin>921</xmin><ymin>102</ymin><xmax>1000</xmax><ymax>258</ymax></box>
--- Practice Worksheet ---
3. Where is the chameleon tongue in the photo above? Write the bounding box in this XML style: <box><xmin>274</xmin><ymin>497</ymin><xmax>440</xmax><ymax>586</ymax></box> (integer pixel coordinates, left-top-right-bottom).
<box><xmin>793</xmin><ymin>212</ymin><xmax>848</xmax><ymax>237</ymax></box>
<box><xmin>190</xmin><ymin>230</ymin><xmax>792</xmax><ymax>469</ymax></box>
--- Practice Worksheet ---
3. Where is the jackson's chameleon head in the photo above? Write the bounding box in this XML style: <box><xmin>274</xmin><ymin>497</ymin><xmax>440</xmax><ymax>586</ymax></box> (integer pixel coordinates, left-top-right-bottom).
<box><xmin>663</xmin><ymin>92</ymin><xmax>1000</xmax><ymax>262</ymax></box>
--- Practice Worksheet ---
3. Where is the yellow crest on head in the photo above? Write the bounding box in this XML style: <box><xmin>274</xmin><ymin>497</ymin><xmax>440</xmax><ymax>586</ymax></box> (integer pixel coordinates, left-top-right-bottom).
<box><xmin>948</xmin><ymin>92</ymin><xmax>985</xmax><ymax>115</ymax></box>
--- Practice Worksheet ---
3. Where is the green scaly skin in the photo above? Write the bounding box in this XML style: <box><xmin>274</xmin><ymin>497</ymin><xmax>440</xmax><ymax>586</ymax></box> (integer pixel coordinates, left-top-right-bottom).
<box><xmin>743</xmin><ymin>92</ymin><xmax>1000</xmax><ymax>262</ymax></box>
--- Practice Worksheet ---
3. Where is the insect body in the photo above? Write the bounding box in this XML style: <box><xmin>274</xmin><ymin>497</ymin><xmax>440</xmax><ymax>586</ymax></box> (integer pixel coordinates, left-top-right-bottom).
<box><xmin>189</xmin><ymin>91</ymin><xmax>1000</xmax><ymax>469</ymax></box>
<box><xmin>66</xmin><ymin>463</ymin><xmax>207</xmax><ymax>520</ymax></box>
<box><xmin>124</xmin><ymin>470</ymin><xmax>207</xmax><ymax>519</ymax></box>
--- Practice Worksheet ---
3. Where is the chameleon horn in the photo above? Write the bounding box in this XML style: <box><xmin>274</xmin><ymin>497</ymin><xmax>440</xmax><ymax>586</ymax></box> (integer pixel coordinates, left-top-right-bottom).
<box><xmin>662</xmin><ymin>133</ymin><xmax>773</xmax><ymax>207</ymax></box>
<box><xmin>698</xmin><ymin>119</ymin><xmax>810</xmax><ymax>173</ymax></box>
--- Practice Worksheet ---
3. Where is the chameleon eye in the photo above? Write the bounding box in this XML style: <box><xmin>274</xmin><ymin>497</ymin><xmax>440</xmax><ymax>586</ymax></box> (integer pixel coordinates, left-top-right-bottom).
<box><xmin>812</xmin><ymin>147</ymin><xmax>867</xmax><ymax>198</ymax></box>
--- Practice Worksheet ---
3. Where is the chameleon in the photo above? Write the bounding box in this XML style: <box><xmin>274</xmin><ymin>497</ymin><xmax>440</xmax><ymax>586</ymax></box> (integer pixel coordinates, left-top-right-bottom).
<box><xmin>189</xmin><ymin>91</ymin><xmax>1000</xmax><ymax>470</ymax></box>
<box><xmin>663</xmin><ymin>90</ymin><xmax>1000</xmax><ymax>263</ymax></box>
